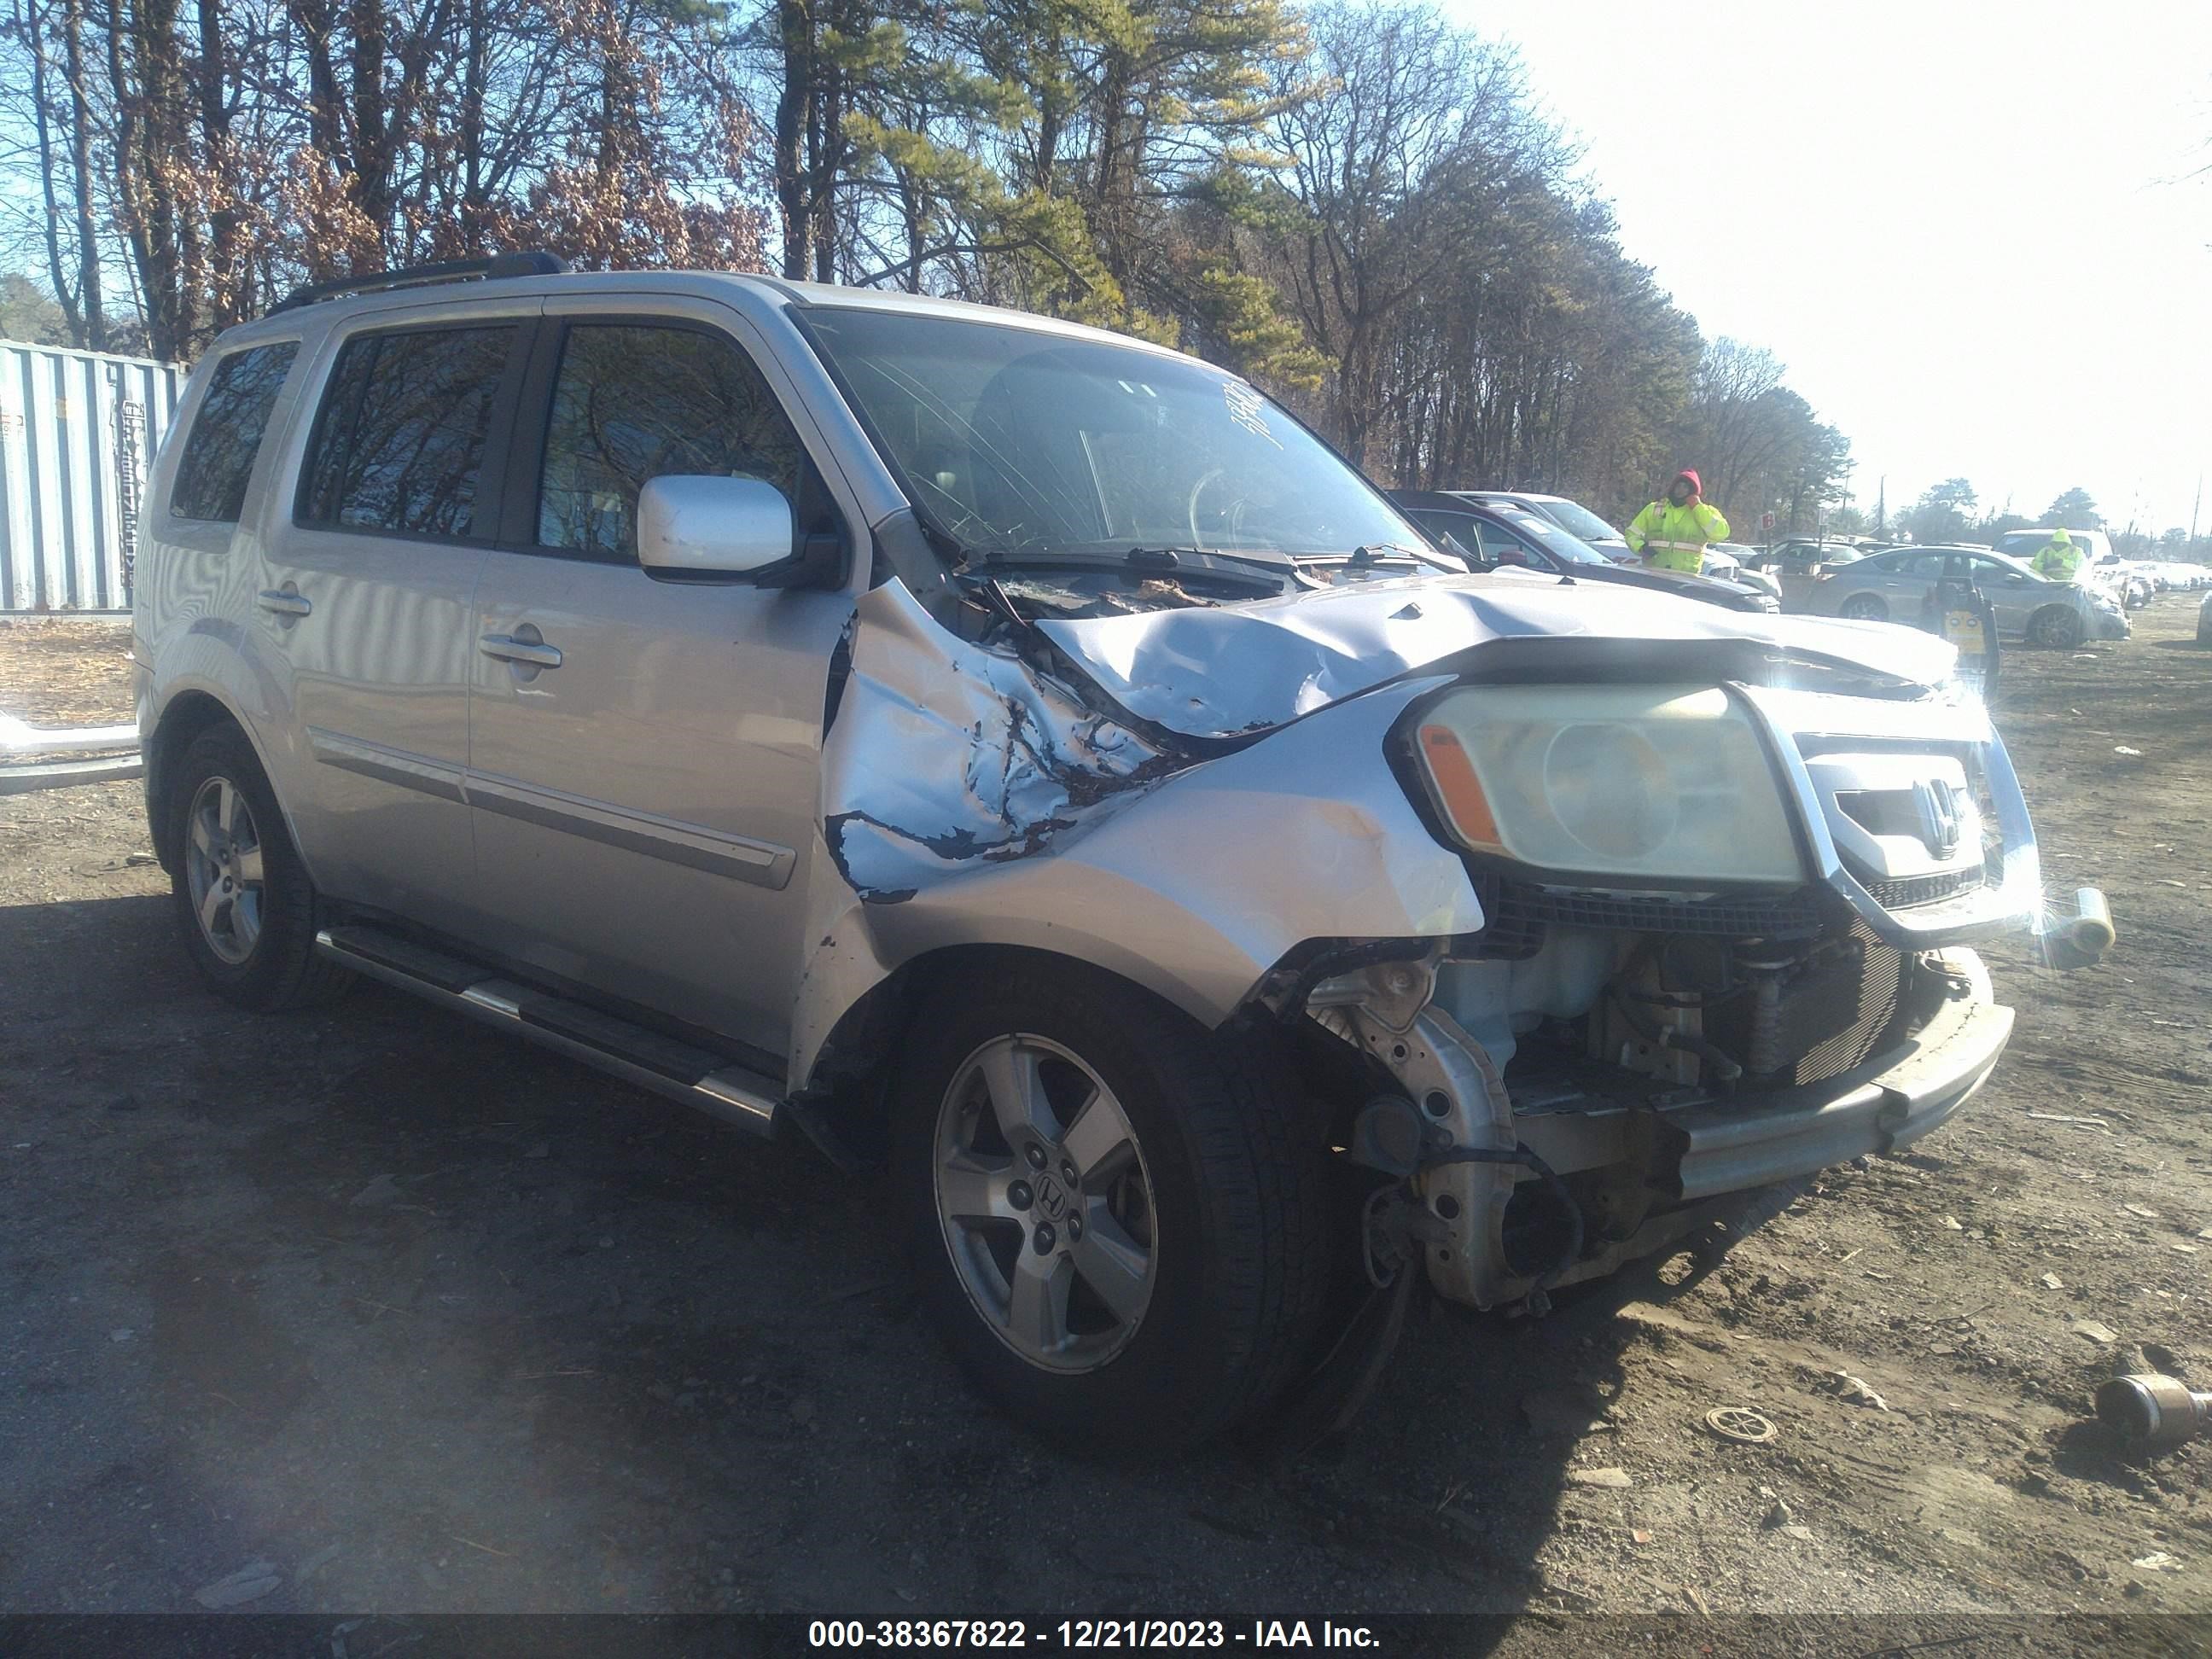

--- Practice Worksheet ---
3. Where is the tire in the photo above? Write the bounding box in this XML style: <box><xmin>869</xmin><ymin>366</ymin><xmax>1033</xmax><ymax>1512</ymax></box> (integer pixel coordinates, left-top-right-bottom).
<box><xmin>168</xmin><ymin>724</ymin><xmax>350</xmax><ymax>1012</ymax></box>
<box><xmin>2028</xmin><ymin>606</ymin><xmax>2082</xmax><ymax>649</ymax></box>
<box><xmin>1839</xmin><ymin>594</ymin><xmax>1887</xmax><ymax>621</ymax></box>
<box><xmin>893</xmin><ymin>964</ymin><xmax>1330</xmax><ymax>1454</ymax></box>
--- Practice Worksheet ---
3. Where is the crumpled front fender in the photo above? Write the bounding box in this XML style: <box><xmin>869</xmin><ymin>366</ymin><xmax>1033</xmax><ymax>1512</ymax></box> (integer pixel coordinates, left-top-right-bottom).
<box><xmin>788</xmin><ymin>580</ymin><xmax>1484</xmax><ymax>1090</ymax></box>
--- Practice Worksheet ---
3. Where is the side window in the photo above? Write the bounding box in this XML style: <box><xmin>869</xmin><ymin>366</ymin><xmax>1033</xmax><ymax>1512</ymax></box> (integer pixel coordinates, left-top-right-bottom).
<box><xmin>537</xmin><ymin>323</ymin><xmax>803</xmax><ymax>559</ymax></box>
<box><xmin>1473</xmin><ymin>520</ymin><xmax>1534</xmax><ymax>565</ymax></box>
<box><xmin>170</xmin><ymin>343</ymin><xmax>298</xmax><ymax>522</ymax></box>
<box><xmin>300</xmin><ymin>325</ymin><xmax>516</xmax><ymax>538</ymax></box>
<box><xmin>1412</xmin><ymin>511</ymin><xmax>1480</xmax><ymax>562</ymax></box>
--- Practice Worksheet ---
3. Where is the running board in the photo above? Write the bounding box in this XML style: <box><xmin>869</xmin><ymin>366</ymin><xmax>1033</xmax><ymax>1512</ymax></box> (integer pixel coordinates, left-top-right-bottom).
<box><xmin>314</xmin><ymin>925</ymin><xmax>783</xmax><ymax>1137</ymax></box>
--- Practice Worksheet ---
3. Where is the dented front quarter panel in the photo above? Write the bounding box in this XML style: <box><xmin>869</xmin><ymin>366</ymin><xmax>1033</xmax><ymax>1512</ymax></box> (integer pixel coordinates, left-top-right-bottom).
<box><xmin>790</xmin><ymin>579</ymin><xmax>1487</xmax><ymax>1087</ymax></box>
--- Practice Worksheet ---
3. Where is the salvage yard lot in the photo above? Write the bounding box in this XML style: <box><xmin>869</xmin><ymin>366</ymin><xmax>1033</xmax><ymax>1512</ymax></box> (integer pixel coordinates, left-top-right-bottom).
<box><xmin>2</xmin><ymin>602</ymin><xmax>2209</xmax><ymax>1625</ymax></box>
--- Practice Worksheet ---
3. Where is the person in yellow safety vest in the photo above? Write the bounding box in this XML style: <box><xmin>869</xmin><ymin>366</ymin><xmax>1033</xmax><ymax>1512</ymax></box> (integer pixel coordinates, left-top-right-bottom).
<box><xmin>1626</xmin><ymin>469</ymin><xmax>1730</xmax><ymax>574</ymax></box>
<box><xmin>2031</xmin><ymin>527</ymin><xmax>2082</xmax><ymax>583</ymax></box>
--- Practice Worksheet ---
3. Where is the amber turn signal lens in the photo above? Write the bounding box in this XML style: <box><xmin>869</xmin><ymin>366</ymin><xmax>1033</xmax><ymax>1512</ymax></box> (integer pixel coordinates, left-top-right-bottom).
<box><xmin>1417</xmin><ymin>723</ymin><xmax>1501</xmax><ymax>851</ymax></box>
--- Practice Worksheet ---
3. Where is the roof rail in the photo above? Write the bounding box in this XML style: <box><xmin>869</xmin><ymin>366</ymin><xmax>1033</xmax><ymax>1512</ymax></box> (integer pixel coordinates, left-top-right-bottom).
<box><xmin>271</xmin><ymin>251</ymin><xmax>571</xmax><ymax>315</ymax></box>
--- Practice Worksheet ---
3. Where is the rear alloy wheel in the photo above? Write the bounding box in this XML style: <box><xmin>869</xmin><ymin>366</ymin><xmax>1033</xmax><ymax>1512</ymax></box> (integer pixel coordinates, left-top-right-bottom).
<box><xmin>895</xmin><ymin>968</ymin><xmax>1329</xmax><ymax>1453</ymax></box>
<box><xmin>2029</xmin><ymin>605</ymin><xmax>2082</xmax><ymax>649</ymax></box>
<box><xmin>1839</xmin><ymin>594</ymin><xmax>1888</xmax><ymax>621</ymax></box>
<box><xmin>169</xmin><ymin>725</ymin><xmax>350</xmax><ymax>1012</ymax></box>
<box><xmin>184</xmin><ymin>773</ymin><xmax>267</xmax><ymax>964</ymax></box>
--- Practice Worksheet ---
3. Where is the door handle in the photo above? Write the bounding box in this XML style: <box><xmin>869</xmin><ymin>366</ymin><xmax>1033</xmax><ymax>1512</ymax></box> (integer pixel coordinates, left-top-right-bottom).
<box><xmin>257</xmin><ymin>588</ymin><xmax>311</xmax><ymax>617</ymax></box>
<box><xmin>479</xmin><ymin>632</ymin><xmax>562</xmax><ymax>669</ymax></box>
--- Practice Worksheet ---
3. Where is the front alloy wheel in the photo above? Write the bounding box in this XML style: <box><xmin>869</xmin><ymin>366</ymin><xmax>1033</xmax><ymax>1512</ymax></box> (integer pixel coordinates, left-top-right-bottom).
<box><xmin>934</xmin><ymin>1034</ymin><xmax>1156</xmax><ymax>1371</ymax></box>
<box><xmin>896</xmin><ymin>968</ymin><xmax>1329</xmax><ymax>1453</ymax></box>
<box><xmin>2029</xmin><ymin>606</ymin><xmax>2082</xmax><ymax>649</ymax></box>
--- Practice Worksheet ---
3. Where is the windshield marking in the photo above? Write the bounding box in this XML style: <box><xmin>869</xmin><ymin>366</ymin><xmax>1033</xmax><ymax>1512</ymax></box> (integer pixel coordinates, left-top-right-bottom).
<box><xmin>1221</xmin><ymin>379</ymin><xmax>1284</xmax><ymax>451</ymax></box>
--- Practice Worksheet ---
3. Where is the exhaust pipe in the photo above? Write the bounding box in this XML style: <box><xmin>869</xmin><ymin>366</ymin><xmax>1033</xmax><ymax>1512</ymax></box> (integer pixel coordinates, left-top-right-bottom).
<box><xmin>2039</xmin><ymin>886</ymin><xmax>2115</xmax><ymax>970</ymax></box>
<box><xmin>2095</xmin><ymin>1373</ymin><xmax>2212</xmax><ymax>1454</ymax></box>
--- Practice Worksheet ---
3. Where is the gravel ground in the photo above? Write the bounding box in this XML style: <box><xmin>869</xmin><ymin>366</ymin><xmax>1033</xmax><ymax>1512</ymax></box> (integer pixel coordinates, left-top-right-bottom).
<box><xmin>2</xmin><ymin>600</ymin><xmax>2209</xmax><ymax>1635</ymax></box>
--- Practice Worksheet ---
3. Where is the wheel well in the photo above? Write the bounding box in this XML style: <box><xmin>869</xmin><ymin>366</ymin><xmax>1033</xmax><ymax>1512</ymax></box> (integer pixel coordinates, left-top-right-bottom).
<box><xmin>146</xmin><ymin>691</ymin><xmax>242</xmax><ymax>874</ymax></box>
<box><xmin>801</xmin><ymin>943</ymin><xmax>1242</xmax><ymax>1158</ymax></box>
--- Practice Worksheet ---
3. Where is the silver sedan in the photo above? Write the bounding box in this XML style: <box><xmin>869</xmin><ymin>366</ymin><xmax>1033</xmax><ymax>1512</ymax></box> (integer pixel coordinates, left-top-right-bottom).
<box><xmin>1794</xmin><ymin>544</ymin><xmax>2129</xmax><ymax>648</ymax></box>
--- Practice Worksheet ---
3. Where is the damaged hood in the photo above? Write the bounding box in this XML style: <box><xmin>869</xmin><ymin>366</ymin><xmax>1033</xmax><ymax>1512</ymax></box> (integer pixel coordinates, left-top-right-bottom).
<box><xmin>1039</xmin><ymin>572</ymin><xmax>1959</xmax><ymax>740</ymax></box>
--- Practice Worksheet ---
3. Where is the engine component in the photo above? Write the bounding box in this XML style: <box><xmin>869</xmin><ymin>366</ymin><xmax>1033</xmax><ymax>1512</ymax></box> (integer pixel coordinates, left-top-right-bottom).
<box><xmin>1348</xmin><ymin>1094</ymin><xmax>1427</xmax><ymax>1178</ymax></box>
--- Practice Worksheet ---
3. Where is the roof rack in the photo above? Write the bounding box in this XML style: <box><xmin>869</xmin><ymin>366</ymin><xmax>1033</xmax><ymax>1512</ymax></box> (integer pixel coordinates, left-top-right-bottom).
<box><xmin>271</xmin><ymin>251</ymin><xmax>571</xmax><ymax>315</ymax></box>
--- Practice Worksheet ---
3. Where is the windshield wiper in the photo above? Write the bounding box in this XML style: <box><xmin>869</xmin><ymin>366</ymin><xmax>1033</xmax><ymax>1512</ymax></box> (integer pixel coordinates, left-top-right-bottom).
<box><xmin>1299</xmin><ymin>542</ymin><xmax>1458</xmax><ymax>573</ymax></box>
<box><xmin>970</xmin><ymin>544</ymin><xmax>1289</xmax><ymax>593</ymax></box>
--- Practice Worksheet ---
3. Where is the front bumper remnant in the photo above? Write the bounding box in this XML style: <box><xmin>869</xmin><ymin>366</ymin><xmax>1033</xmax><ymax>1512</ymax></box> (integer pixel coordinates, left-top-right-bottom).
<box><xmin>1665</xmin><ymin>971</ymin><xmax>2011</xmax><ymax>1202</ymax></box>
<box><xmin>1387</xmin><ymin>948</ymin><xmax>2011</xmax><ymax>1311</ymax></box>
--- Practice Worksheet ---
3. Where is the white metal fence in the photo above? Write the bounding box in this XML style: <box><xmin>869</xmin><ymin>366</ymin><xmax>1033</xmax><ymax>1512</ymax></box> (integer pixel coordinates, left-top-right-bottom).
<box><xmin>0</xmin><ymin>339</ymin><xmax>184</xmax><ymax>613</ymax></box>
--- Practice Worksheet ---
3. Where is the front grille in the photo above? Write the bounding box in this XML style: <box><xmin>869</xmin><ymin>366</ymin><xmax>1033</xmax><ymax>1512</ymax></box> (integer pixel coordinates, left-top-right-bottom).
<box><xmin>1865</xmin><ymin>867</ymin><xmax>1986</xmax><ymax>911</ymax></box>
<box><xmin>1494</xmin><ymin>884</ymin><xmax>1826</xmax><ymax>942</ymax></box>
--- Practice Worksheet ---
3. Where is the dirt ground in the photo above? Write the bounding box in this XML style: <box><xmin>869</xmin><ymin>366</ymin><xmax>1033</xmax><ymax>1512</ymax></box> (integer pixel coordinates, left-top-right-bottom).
<box><xmin>2</xmin><ymin>598</ymin><xmax>2209</xmax><ymax>1634</ymax></box>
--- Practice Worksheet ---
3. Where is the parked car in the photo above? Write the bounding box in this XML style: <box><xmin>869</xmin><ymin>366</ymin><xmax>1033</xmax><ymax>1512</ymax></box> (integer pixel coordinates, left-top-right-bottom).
<box><xmin>2087</xmin><ymin>554</ymin><xmax>2154</xmax><ymax>609</ymax></box>
<box><xmin>1703</xmin><ymin>541</ymin><xmax>1783</xmax><ymax>599</ymax></box>
<box><xmin>1993</xmin><ymin>527</ymin><xmax>2115</xmax><ymax>574</ymax></box>
<box><xmin>2202</xmin><ymin>590</ymin><xmax>2212</xmax><ymax>643</ymax></box>
<box><xmin>1748</xmin><ymin>540</ymin><xmax>1866</xmax><ymax>608</ymax></box>
<box><xmin>1797</xmin><ymin>544</ymin><xmax>2128</xmax><ymax>647</ymax></box>
<box><xmin>1453</xmin><ymin>489</ymin><xmax>1633</xmax><ymax>556</ymax></box>
<box><xmin>135</xmin><ymin>255</ymin><xmax>2101</xmax><ymax>1450</ymax></box>
<box><xmin>1389</xmin><ymin>491</ymin><xmax>1779</xmax><ymax>613</ymax></box>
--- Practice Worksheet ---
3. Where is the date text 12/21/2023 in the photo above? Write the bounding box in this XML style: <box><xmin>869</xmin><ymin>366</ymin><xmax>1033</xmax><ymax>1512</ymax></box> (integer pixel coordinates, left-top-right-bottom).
<box><xmin>806</xmin><ymin>1621</ymin><xmax>1382</xmax><ymax>1649</ymax></box>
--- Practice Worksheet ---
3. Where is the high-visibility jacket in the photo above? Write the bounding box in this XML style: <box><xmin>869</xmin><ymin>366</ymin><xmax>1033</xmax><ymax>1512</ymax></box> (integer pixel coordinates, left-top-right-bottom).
<box><xmin>1626</xmin><ymin>498</ymin><xmax>1730</xmax><ymax>573</ymax></box>
<box><xmin>2031</xmin><ymin>538</ymin><xmax>2081</xmax><ymax>582</ymax></box>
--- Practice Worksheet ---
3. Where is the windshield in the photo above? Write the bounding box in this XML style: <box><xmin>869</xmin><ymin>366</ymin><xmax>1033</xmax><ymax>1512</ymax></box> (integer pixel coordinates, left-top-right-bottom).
<box><xmin>803</xmin><ymin>307</ymin><xmax>1417</xmax><ymax>571</ymax></box>
<box><xmin>1528</xmin><ymin>495</ymin><xmax>1623</xmax><ymax>544</ymax></box>
<box><xmin>1487</xmin><ymin>505</ymin><xmax>1610</xmax><ymax>565</ymax></box>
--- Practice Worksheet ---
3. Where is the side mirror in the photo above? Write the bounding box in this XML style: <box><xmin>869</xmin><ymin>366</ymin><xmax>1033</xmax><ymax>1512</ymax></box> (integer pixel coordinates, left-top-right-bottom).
<box><xmin>637</xmin><ymin>474</ymin><xmax>837</xmax><ymax>586</ymax></box>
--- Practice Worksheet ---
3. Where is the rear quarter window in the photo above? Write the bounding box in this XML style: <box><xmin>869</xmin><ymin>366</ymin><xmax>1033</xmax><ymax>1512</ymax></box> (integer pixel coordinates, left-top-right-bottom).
<box><xmin>169</xmin><ymin>343</ymin><xmax>299</xmax><ymax>522</ymax></box>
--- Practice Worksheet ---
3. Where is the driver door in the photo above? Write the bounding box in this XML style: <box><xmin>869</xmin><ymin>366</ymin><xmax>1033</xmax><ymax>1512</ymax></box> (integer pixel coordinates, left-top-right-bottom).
<box><xmin>1959</xmin><ymin>553</ymin><xmax>2040</xmax><ymax>632</ymax></box>
<box><xmin>458</xmin><ymin>300</ymin><xmax>858</xmax><ymax>1055</ymax></box>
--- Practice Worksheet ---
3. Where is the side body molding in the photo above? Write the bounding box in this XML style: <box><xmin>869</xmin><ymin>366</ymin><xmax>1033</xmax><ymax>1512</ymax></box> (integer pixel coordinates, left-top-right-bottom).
<box><xmin>305</xmin><ymin>726</ymin><xmax>797</xmax><ymax>890</ymax></box>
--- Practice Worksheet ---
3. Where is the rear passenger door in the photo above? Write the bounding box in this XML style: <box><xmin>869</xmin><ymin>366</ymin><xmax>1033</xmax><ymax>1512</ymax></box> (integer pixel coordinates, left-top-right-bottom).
<box><xmin>258</xmin><ymin>310</ymin><xmax>530</xmax><ymax>928</ymax></box>
<box><xmin>460</xmin><ymin>301</ymin><xmax>857</xmax><ymax>1056</ymax></box>
<box><xmin>1859</xmin><ymin>551</ymin><xmax>1938</xmax><ymax>610</ymax></box>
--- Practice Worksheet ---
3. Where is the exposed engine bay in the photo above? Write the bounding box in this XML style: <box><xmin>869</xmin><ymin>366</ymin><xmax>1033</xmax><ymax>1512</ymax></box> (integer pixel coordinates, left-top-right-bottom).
<box><xmin>1283</xmin><ymin>899</ymin><xmax>1991</xmax><ymax>1314</ymax></box>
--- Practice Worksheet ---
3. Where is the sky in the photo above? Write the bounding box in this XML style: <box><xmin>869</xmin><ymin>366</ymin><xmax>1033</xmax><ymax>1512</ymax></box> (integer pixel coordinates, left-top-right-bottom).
<box><xmin>1456</xmin><ymin>0</ymin><xmax>2212</xmax><ymax>534</ymax></box>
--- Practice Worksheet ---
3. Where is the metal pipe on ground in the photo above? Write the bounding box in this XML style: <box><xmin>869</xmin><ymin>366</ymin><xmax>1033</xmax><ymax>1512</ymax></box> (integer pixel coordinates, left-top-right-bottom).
<box><xmin>2095</xmin><ymin>1373</ymin><xmax>2212</xmax><ymax>1455</ymax></box>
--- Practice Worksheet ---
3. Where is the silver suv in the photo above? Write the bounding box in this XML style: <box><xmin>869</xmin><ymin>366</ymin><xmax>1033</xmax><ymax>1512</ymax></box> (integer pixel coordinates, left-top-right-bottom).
<box><xmin>135</xmin><ymin>256</ymin><xmax>2105</xmax><ymax>1450</ymax></box>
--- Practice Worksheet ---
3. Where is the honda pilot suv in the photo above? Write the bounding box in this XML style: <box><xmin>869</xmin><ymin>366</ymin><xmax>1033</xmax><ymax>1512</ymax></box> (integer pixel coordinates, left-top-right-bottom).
<box><xmin>135</xmin><ymin>254</ymin><xmax>2105</xmax><ymax>1451</ymax></box>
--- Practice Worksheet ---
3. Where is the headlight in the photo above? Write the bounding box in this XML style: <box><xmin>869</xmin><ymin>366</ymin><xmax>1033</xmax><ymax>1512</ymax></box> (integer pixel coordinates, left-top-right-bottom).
<box><xmin>1411</xmin><ymin>684</ymin><xmax>1806</xmax><ymax>883</ymax></box>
